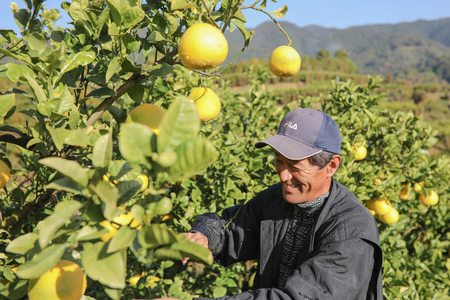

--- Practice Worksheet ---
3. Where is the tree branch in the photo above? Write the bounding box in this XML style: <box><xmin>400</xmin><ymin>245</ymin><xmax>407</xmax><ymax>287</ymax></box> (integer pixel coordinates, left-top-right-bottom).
<box><xmin>86</xmin><ymin>72</ymin><xmax>145</xmax><ymax>127</ymax></box>
<box><xmin>0</xmin><ymin>127</ymin><xmax>35</xmax><ymax>151</ymax></box>
<box><xmin>0</xmin><ymin>189</ymin><xmax>58</xmax><ymax>229</ymax></box>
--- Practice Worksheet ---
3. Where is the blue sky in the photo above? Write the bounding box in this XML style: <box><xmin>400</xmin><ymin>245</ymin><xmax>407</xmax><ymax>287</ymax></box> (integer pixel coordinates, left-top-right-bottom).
<box><xmin>0</xmin><ymin>0</ymin><xmax>449</xmax><ymax>33</ymax></box>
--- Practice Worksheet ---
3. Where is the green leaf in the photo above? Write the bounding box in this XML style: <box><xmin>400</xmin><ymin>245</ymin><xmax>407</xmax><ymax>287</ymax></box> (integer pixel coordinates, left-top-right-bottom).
<box><xmin>0</xmin><ymin>94</ymin><xmax>16</xmax><ymax>124</ymax></box>
<box><xmin>5</xmin><ymin>63</ymin><xmax>35</xmax><ymax>83</ymax></box>
<box><xmin>23</xmin><ymin>33</ymin><xmax>47</xmax><ymax>54</ymax></box>
<box><xmin>93</xmin><ymin>133</ymin><xmax>113</xmax><ymax>168</ymax></box>
<box><xmin>137</xmin><ymin>224</ymin><xmax>179</xmax><ymax>249</ymax></box>
<box><xmin>65</xmin><ymin>129</ymin><xmax>92</xmax><ymax>148</ymax></box>
<box><xmin>14</xmin><ymin>9</ymin><xmax>29</xmax><ymax>31</ymax></box>
<box><xmin>46</xmin><ymin>125</ymin><xmax>71</xmax><ymax>150</ymax></box>
<box><xmin>148</xmin><ymin>31</ymin><xmax>165</xmax><ymax>42</ymax></box>
<box><xmin>38</xmin><ymin>201</ymin><xmax>83</xmax><ymax>248</ymax></box>
<box><xmin>363</xmin><ymin>108</ymin><xmax>376</xmax><ymax>123</ymax></box>
<box><xmin>231</xmin><ymin>19</ymin><xmax>254</xmax><ymax>50</ymax></box>
<box><xmin>76</xmin><ymin>225</ymin><xmax>106</xmax><ymax>241</ymax></box>
<box><xmin>106</xmin><ymin>0</ymin><xmax>125</xmax><ymax>24</ymax></box>
<box><xmin>0</xmin><ymin>279</ymin><xmax>29</xmax><ymax>299</ymax></box>
<box><xmin>0</xmin><ymin>49</ymin><xmax>32</xmax><ymax>65</ymax></box>
<box><xmin>117</xmin><ymin>181</ymin><xmax>141</xmax><ymax>206</ymax></box>
<box><xmin>106</xmin><ymin>57</ymin><xmax>120</xmax><ymax>83</ymax></box>
<box><xmin>86</xmin><ymin>87</ymin><xmax>116</xmax><ymax>98</ymax></box>
<box><xmin>107</xmin><ymin>225</ymin><xmax>137</xmax><ymax>253</ymax></box>
<box><xmin>15</xmin><ymin>244</ymin><xmax>66</xmax><ymax>279</ymax></box>
<box><xmin>118</xmin><ymin>123</ymin><xmax>153</xmax><ymax>169</ymax></box>
<box><xmin>157</xmin><ymin>96</ymin><xmax>200</xmax><ymax>153</ymax></box>
<box><xmin>22</xmin><ymin>74</ymin><xmax>47</xmax><ymax>103</ymax></box>
<box><xmin>39</xmin><ymin>157</ymin><xmax>90</xmax><ymax>187</ymax></box>
<box><xmin>55</xmin><ymin>51</ymin><xmax>96</xmax><ymax>86</ymax></box>
<box><xmin>168</xmin><ymin>137</ymin><xmax>219</xmax><ymax>181</ymax></box>
<box><xmin>90</xmin><ymin>181</ymin><xmax>119</xmax><ymax>209</ymax></box>
<box><xmin>50</xmin><ymin>85</ymin><xmax>73</xmax><ymax>114</ymax></box>
<box><xmin>122</xmin><ymin>6</ymin><xmax>145</xmax><ymax>29</ymax></box>
<box><xmin>213</xmin><ymin>286</ymin><xmax>227</xmax><ymax>298</ymax></box>
<box><xmin>123</xmin><ymin>33</ymin><xmax>140</xmax><ymax>52</ymax></box>
<box><xmin>150</xmin><ymin>63</ymin><xmax>174</xmax><ymax>76</ymax></box>
<box><xmin>68</xmin><ymin>0</ymin><xmax>90</xmax><ymax>21</ymax></box>
<box><xmin>81</xmin><ymin>243</ymin><xmax>126</xmax><ymax>289</ymax></box>
<box><xmin>171</xmin><ymin>240</ymin><xmax>213</xmax><ymax>265</ymax></box>
<box><xmin>45</xmin><ymin>177</ymin><xmax>84</xmax><ymax>194</ymax></box>
<box><xmin>170</xmin><ymin>0</ymin><xmax>193</xmax><ymax>10</ymax></box>
<box><xmin>6</xmin><ymin>233</ymin><xmax>39</xmax><ymax>255</ymax></box>
<box><xmin>272</xmin><ymin>4</ymin><xmax>288</xmax><ymax>18</ymax></box>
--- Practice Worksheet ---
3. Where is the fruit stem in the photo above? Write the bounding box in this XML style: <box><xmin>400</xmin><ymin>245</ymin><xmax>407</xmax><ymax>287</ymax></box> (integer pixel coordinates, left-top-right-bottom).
<box><xmin>242</xmin><ymin>6</ymin><xmax>293</xmax><ymax>46</ymax></box>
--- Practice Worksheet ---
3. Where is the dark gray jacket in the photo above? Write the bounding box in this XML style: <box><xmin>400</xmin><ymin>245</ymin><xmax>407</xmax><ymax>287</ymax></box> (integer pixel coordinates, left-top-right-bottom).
<box><xmin>192</xmin><ymin>180</ymin><xmax>383</xmax><ymax>300</ymax></box>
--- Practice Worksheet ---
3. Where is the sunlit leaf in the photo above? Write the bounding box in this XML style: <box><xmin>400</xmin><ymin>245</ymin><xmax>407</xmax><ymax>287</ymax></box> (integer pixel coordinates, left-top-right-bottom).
<box><xmin>157</xmin><ymin>96</ymin><xmax>200</xmax><ymax>153</ymax></box>
<box><xmin>6</xmin><ymin>233</ymin><xmax>39</xmax><ymax>255</ymax></box>
<box><xmin>168</xmin><ymin>137</ymin><xmax>219</xmax><ymax>181</ymax></box>
<box><xmin>107</xmin><ymin>225</ymin><xmax>137</xmax><ymax>253</ymax></box>
<box><xmin>15</xmin><ymin>244</ymin><xmax>66</xmax><ymax>279</ymax></box>
<box><xmin>38</xmin><ymin>201</ymin><xmax>83</xmax><ymax>248</ymax></box>
<box><xmin>81</xmin><ymin>243</ymin><xmax>126</xmax><ymax>289</ymax></box>
<box><xmin>93</xmin><ymin>133</ymin><xmax>113</xmax><ymax>169</ymax></box>
<box><xmin>0</xmin><ymin>94</ymin><xmax>15</xmax><ymax>124</ymax></box>
<box><xmin>271</xmin><ymin>4</ymin><xmax>288</xmax><ymax>18</ymax></box>
<box><xmin>39</xmin><ymin>157</ymin><xmax>90</xmax><ymax>187</ymax></box>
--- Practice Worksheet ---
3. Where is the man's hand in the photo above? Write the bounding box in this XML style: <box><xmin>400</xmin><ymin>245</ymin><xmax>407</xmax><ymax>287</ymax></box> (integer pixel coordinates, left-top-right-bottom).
<box><xmin>182</xmin><ymin>232</ymin><xmax>209</xmax><ymax>264</ymax></box>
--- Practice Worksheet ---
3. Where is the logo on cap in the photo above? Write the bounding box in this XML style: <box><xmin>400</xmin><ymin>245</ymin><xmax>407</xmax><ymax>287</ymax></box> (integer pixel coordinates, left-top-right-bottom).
<box><xmin>284</xmin><ymin>121</ymin><xmax>297</xmax><ymax>130</ymax></box>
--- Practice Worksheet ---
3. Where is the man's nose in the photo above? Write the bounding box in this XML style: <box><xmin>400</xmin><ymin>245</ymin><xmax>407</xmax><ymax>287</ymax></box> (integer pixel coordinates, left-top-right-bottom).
<box><xmin>278</xmin><ymin>164</ymin><xmax>292</xmax><ymax>182</ymax></box>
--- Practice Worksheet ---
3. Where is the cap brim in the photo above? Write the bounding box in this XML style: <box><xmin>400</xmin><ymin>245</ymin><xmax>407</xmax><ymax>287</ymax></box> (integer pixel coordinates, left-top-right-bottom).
<box><xmin>255</xmin><ymin>135</ymin><xmax>321</xmax><ymax>160</ymax></box>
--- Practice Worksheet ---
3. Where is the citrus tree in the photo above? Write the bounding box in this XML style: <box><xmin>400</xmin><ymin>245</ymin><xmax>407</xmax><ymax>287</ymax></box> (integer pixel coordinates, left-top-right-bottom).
<box><xmin>0</xmin><ymin>0</ymin><xmax>295</xmax><ymax>299</ymax></box>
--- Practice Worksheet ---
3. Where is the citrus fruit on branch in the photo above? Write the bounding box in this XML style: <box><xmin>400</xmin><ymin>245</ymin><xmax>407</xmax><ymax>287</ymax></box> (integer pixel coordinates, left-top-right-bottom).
<box><xmin>420</xmin><ymin>190</ymin><xmax>439</xmax><ymax>206</ymax></box>
<box><xmin>188</xmin><ymin>87</ymin><xmax>221</xmax><ymax>122</ymax></box>
<box><xmin>126</xmin><ymin>104</ymin><xmax>165</xmax><ymax>135</ymax></box>
<box><xmin>268</xmin><ymin>46</ymin><xmax>301</xmax><ymax>77</ymax></box>
<box><xmin>379</xmin><ymin>207</ymin><xmax>400</xmax><ymax>224</ymax></box>
<box><xmin>0</xmin><ymin>159</ymin><xmax>11</xmax><ymax>188</ymax></box>
<box><xmin>28</xmin><ymin>259</ymin><xmax>87</xmax><ymax>300</ymax></box>
<box><xmin>179</xmin><ymin>23</ymin><xmax>228</xmax><ymax>70</ymax></box>
<box><xmin>354</xmin><ymin>145</ymin><xmax>367</xmax><ymax>161</ymax></box>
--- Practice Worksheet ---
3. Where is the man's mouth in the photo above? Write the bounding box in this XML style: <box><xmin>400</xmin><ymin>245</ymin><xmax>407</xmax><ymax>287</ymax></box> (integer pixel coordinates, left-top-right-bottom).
<box><xmin>284</xmin><ymin>183</ymin><xmax>299</xmax><ymax>189</ymax></box>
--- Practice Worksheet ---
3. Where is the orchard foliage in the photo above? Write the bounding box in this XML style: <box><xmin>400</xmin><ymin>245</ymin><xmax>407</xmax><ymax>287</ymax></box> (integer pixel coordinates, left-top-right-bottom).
<box><xmin>0</xmin><ymin>1</ymin><xmax>449</xmax><ymax>300</ymax></box>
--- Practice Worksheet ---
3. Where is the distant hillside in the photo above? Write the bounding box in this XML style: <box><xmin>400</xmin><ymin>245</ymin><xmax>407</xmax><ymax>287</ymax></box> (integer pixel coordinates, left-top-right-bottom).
<box><xmin>224</xmin><ymin>18</ymin><xmax>450</xmax><ymax>82</ymax></box>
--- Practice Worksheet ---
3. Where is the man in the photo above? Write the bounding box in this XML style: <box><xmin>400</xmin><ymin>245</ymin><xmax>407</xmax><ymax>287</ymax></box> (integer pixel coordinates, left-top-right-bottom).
<box><xmin>160</xmin><ymin>108</ymin><xmax>383</xmax><ymax>300</ymax></box>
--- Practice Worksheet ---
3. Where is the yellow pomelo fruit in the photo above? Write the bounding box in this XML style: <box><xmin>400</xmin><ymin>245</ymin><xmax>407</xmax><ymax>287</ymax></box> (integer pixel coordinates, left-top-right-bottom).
<box><xmin>399</xmin><ymin>183</ymin><xmax>410</xmax><ymax>200</ymax></box>
<box><xmin>130</xmin><ymin>219</ymin><xmax>143</xmax><ymax>230</ymax></box>
<box><xmin>159</xmin><ymin>214</ymin><xmax>174</xmax><ymax>222</ymax></box>
<box><xmin>414</xmin><ymin>181</ymin><xmax>424</xmax><ymax>193</ymax></box>
<box><xmin>354</xmin><ymin>145</ymin><xmax>367</xmax><ymax>161</ymax></box>
<box><xmin>28</xmin><ymin>259</ymin><xmax>87</xmax><ymax>300</ymax></box>
<box><xmin>188</xmin><ymin>87</ymin><xmax>221</xmax><ymax>122</ymax></box>
<box><xmin>373</xmin><ymin>198</ymin><xmax>392</xmax><ymax>215</ymax></box>
<box><xmin>179</xmin><ymin>23</ymin><xmax>228</xmax><ymax>70</ymax></box>
<box><xmin>136</xmin><ymin>174</ymin><xmax>149</xmax><ymax>191</ymax></box>
<box><xmin>0</xmin><ymin>159</ymin><xmax>11</xmax><ymax>188</ymax></box>
<box><xmin>129</xmin><ymin>274</ymin><xmax>142</xmax><ymax>286</ymax></box>
<box><xmin>99</xmin><ymin>220</ymin><xmax>119</xmax><ymax>242</ymax></box>
<box><xmin>145</xmin><ymin>275</ymin><xmax>160</xmax><ymax>287</ymax></box>
<box><xmin>113</xmin><ymin>211</ymin><xmax>133</xmax><ymax>226</ymax></box>
<box><xmin>126</xmin><ymin>104</ymin><xmax>165</xmax><ymax>135</ymax></box>
<box><xmin>420</xmin><ymin>190</ymin><xmax>439</xmax><ymax>206</ymax></box>
<box><xmin>379</xmin><ymin>207</ymin><xmax>400</xmax><ymax>224</ymax></box>
<box><xmin>268</xmin><ymin>46</ymin><xmax>301</xmax><ymax>77</ymax></box>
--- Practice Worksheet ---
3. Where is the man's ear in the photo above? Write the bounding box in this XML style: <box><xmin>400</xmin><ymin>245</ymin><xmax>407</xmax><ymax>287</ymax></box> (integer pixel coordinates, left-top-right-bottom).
<box><xmin>327</xmin><ymin>155</ymin><xmax>342</xmax><ymax>176</ymax></box>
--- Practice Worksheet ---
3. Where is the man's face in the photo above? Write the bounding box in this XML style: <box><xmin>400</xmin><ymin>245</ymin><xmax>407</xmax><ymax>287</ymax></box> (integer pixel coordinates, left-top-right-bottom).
<box><xmin>275</xmin><ymin>152</ymin><xmax>331</xmax><ymax>204</ymax></box>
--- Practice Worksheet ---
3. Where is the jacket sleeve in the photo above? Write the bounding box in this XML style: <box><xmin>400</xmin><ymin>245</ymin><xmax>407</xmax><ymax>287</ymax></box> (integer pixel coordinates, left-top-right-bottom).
<box><xmin>195</xmin><ymin>238</ymin><xmax>376</xmax><ymax>300</ymax></box>
<box><xmin>190</xmin><ymin>189</ymin><xmax>267</xmax><ymax>266</ymax></box>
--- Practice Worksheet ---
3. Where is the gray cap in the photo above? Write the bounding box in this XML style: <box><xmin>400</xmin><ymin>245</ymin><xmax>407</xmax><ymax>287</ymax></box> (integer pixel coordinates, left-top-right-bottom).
<box><xmin>255</xmin><ymin>108</ymin><xmax>341</xmax><ymax>160</ymax></box>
